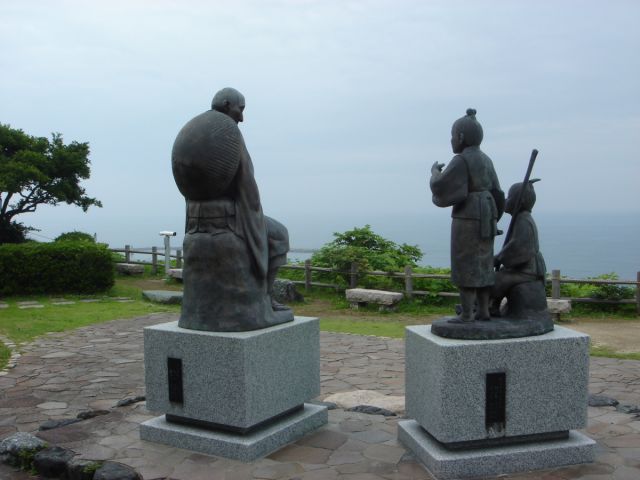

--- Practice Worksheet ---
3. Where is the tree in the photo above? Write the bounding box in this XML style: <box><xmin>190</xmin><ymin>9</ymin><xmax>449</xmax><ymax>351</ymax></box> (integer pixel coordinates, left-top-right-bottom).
<box><xmin>0</xmin><ymin>124</ymin><xmax>102</xmax><ymax>243</ymax></box>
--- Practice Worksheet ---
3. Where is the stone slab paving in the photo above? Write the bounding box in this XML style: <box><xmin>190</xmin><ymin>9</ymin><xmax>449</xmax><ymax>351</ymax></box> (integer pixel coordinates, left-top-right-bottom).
<box><xmin>0</xmin><ymin>313</ymin><xmax>638</xmax><ymax>479</ymax></box>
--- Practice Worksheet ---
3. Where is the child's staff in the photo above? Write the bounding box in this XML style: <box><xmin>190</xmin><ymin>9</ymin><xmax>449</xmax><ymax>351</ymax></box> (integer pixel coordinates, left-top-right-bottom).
<box><xmin>496</xmin><ymin>149</ymin><xmax>538</xmax><ymax>268</ymax></box>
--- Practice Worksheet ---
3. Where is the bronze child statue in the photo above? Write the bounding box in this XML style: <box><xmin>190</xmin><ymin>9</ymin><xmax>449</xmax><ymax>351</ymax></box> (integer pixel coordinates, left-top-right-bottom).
<box><xmin>430</xmin><ymin>109</ymin><xmax>504</xmax><ymax>323</ymax></box>
<box><xmin>490</xmin><ymin>180</ymin><xmax>547</xmax><ymax>317</ymax></box>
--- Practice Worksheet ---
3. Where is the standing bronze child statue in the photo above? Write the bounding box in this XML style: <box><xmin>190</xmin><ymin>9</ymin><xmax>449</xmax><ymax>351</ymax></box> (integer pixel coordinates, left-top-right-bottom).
<box><xmin>430</xmin><ymin>109</ymin><xmax>504</xmax><ymax>323</ymax></box>
<box><xmin>171</xmin><ymin>88</ymin><xmax>294</xmax><ymax>332</ymax></box>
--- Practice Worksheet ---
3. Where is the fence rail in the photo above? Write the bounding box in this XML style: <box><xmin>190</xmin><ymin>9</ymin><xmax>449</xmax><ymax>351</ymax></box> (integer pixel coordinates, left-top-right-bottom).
<box><xmin>280</xmin><ymin>262</ymin><xmax>640</xmax><ymax>314</ymax></box>
<box><xmin>111</xmin><ymin>245</ymin><xmax>182</xmax><ymax>275</ymax></box>
<box><xmin>111</xmin><ymin>246</ymin><xmax>639</xmax><ymax>313</ymax></box>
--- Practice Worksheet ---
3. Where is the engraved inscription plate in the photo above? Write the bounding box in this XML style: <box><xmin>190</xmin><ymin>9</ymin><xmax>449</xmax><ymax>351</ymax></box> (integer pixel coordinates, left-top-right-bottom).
<box><xmin>486</xmin><ymin>372</ymin><xmax>506</xmax><ymax>434</ymax></box>
<box><xmin>167</xmin><ymin>357</ymin><xmax>184</xmax><ymax>404</ymax></box>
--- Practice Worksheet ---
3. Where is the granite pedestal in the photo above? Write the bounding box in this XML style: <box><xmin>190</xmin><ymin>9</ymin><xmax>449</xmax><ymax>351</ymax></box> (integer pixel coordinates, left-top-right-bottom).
<box><xmin>399</xmin><ymin>324</ymin><xmax>595</xmax><ymax>479</ymax></box>
<box><xmin>140</xmin><ymin>316</ymin><xmax>327</xmax><ymax>461</ymax></box>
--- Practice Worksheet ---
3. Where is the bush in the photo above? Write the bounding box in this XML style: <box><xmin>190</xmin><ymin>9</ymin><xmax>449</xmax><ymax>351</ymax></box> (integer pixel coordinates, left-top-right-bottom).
<box><xmin>310</xmin><ymin>225</ymin><xmax>423</xmax><ymax>288</ymax></box>
<box><xmin>412</xmin><ymin>266</ymin><xmax>457</xmax><ymax>303</ymax></box>
<box><xmin>0</xmin><ymin>220</ymin><xmax>31</xmax><ymax>244</ymax></box>
<box><xmin>545</xmin><ymin>272</ymin><xmax>634</xmax><ymax>301</ymax></box>
<box><xmin>54</xmin><ymin>231</ymin><xmax>95</xmax><ymax>243</ymax></box>
<box><xmin>588</xmin><ymin>273</ymin><xmax>634</xmax><ymax>301</ymax></box>
<box><xmin>0</xmin><ymin>242</ymin><xmax>114</xmax><ymax>295</ymax></box>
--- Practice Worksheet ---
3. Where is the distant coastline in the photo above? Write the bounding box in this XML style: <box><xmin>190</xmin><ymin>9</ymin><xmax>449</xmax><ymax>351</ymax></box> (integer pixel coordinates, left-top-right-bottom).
<box><xmin>285</xmin><ymin>212</ymin><xmax>640</xmax><ymax>281</ymax></box>
<box><xmin>63</xmin><ymin>212</ymin><xmax>640</xmax><ymax>282</ymax></box>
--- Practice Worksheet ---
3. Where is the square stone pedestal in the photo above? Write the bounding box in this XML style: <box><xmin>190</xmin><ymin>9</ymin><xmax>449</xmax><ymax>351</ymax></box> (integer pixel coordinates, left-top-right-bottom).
<box><xmin>398</xmin><ymin>324</ymin><xmax>595</xmax><ymax>479</ymax></box>
<box><xmin>140</xmin><ymin>316</ymin><xmax>328</xmax><ymax>461</ymax></box>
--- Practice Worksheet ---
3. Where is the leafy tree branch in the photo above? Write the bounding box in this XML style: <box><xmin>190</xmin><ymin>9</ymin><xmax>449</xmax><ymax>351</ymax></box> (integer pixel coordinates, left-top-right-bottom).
<box><xmin>0</xmin><ymin>124</ymin><xmax>102</xmax><ymax>243</ymax></box>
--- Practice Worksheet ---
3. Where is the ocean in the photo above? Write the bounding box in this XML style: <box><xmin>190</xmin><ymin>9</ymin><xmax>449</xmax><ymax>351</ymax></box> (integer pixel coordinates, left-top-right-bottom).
<box><xmin>99</xmin><ymin>212</ymin><xmax>639</xmax><ymax>281</ymax></box>
<box><xmin>284</xmin><ymin>212</ymin><xmax>640</xmax><ymax>281</ymax></box>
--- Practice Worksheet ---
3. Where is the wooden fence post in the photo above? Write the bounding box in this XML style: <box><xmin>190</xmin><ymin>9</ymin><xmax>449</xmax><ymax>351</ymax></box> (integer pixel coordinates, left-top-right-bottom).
<box><xmin>404</xmin><ymin>265</ymin><xmax>413</xmax><ymax>299</ymax></box>
<box><xmin>350</xmin><ymin>262</ymin><xmax>358</xmax><ymax>289</ymax></box>
<box><xmin>636</xmin><ymin>271</ymin><xmax>640</xmax><ymax>315</ymax></box>
<box><xmin>551</xmin><ymin>269</ymin><xmax>561</xmax><ymax>299</ymax></box>
<box><xmin>125</xmin><ymin>245</ymin><xmax>131</xmax><ymax>263</ymax></box>
<box><xmin>304</xmin><ymin>259</ymin><xmax>312</xmax><ymax>292</ymax></box>
<box><xmin>176</xmin><ymin>249</ymin><xmax>182</xmax><ymax>268</ymax></box>
<box><xmin>151</xmin><ymin>247</ymin><xmax>158</xmax><ymax>275</ymax></box>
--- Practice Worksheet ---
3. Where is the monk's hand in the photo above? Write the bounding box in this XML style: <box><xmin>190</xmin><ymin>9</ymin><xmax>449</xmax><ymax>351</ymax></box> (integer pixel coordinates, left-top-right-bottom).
<box><xmin>431</xmin><ymin>162</ymin><xmax>445</xmax><ymax>175</ymax></box>
<box><xmin>494</xmin><ymin>255</ymin><xmax>502</xmax><ymax>270</ymax></box>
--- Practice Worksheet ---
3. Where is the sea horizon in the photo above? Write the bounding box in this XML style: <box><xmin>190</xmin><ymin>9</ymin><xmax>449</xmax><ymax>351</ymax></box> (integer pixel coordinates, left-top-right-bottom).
<box><xmin>98</xmin><ymin>211</ymin><xmax>640</xmax><ymax>282</ymax></box>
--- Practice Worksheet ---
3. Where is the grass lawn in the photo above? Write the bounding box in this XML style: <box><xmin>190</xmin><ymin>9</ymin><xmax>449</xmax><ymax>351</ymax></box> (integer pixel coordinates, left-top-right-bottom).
<box><xmin>590</xmin><ymin>345</ymin><xmax>640</xmax><ymax>361</ymax></box>
<box><xmin>0</xmin><ymin>342</ymin><xmax>10</xmax><ymax>367</ymax></box>
<box><xmin>1</xmin><ymin>279</ymin><xmax>639</xmax><ymax>370</ymax></box>
<box><xmin>293</xmin><ymin>287</ymin><xmax>640</xmax><ymax>360</ymax></box>
<box><xmin>0</xmin><ymin>273</ymin><xmax>180</xmax><ymax>352</ymax></box>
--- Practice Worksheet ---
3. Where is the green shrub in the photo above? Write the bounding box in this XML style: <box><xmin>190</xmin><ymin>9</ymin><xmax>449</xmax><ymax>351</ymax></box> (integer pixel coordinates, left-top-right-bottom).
<box><xmin>588</xmin><ymin>273</ymin><xmax>634</xmax><ymax>301</ymax></box>
<box><xmin>278</xmin><ymin>263</ymin><xmax>305</xmax><ymax>282</ymax></box>
<box><xmin>111</xmin><ymin>251</ymin><xmax>126</xmax><ymax>263</ymax></box>
<box><xmin>545</xmin><ymin>272</ymin><xmax>634</xmax><ymax>301</ymax></box>
<box><xmin>310</xmin><ymin>225</ymin><xmax>423</xmax><ymax>288</ymax></box>
<box><xmin>0</xmin><ymin>220</ymin><xmax>31</xmax><ymax>244</ymax></box>
<box><xmin>54</xmin><ymin>230</ymin><xmax>95</xmax><ymax>243</ymax></box>
<box><xmin>0</xmin><ymin>242</ymin><xmax>114</xmax><ymax>295</ymax></box>
<box><xmin>411</xmin><ymin>266</ymin><xmax>456</xmax><ymax>304</ymax></box>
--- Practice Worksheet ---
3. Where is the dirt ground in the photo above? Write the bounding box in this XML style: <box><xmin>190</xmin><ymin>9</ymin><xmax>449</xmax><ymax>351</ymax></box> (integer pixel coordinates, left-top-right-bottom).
<box><xmin>568</xmin><ymin>319</ymin><xmax>640</xmax><ymax>353</ymax></box>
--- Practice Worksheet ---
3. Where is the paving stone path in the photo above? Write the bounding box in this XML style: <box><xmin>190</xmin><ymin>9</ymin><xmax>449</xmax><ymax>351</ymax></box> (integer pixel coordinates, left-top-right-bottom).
<box><xmin>0</xmin><ymin>313</ymin><xmax>639</xmax><ymax>479</ymax></box>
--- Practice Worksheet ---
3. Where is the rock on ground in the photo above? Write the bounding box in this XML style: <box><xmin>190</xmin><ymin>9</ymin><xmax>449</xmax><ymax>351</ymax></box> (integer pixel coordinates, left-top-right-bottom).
<box><xmin>93</xmin><ymin>461</ymin><xmax>142</xmax><ymax>480</ymax></box>
<box><xmin>323</xmin><ymin>390</ymin><xmax>405</xmax><ymax>413</ymax></box>
<box><xmin>589</xmin><ymin>394</ymin><xmax>619</xmax><ymax>407</ymax></box>
<box><xmin>67</xmin><ymin>458</ymin><xmax>102</xmax><ymax>480</ymax></box>
<box><xmin>0</xmin><ymin>432</ymin><xmax>46</xmax><ymax>466</ymax></box>
<box><xmin>33</xmin><ymin>446</ymin><xmax>75</xmax><ymax>477</ymax></box>
<box><xmin>273</xmin><ymin>279</ymin><xmax>304</xmax><ymax>303</ymax></box>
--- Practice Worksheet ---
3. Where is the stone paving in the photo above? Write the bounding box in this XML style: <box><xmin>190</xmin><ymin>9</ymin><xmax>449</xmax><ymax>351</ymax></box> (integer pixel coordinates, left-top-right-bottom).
<box><xmin>0</xmin><ymin>313</ymin><xmax>638</xmax><ymax>479</ymax></box>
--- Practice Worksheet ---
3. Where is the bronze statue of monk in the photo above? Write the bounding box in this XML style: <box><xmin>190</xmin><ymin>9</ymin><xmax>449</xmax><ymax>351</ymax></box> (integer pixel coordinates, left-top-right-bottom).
<box><xmin>172</xmin><ymin>88</ymin><xmax>293</xmax><ymax>332</ymax></box>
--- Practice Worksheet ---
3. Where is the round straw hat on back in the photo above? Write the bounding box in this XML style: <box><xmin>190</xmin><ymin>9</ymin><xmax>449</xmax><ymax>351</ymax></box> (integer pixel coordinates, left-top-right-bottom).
<box><xmin>171</xmin><ymin>109</ymin><xmax>242</xmax><ymax>201</ymax></box>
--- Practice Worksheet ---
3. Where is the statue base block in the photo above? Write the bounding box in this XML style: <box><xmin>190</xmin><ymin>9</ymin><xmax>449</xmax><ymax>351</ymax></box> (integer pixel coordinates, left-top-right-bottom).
<box><xmin>141</xmin><ymin>316</ymin><xmax>327</xmax><ymax>460</ymax></box>
<box><xmin>141</xmin><ymin>404</ymin><xmax>327</xmax><ymax>461</ymax></box>
<box><xmin>400</xmin><ymin>323</ymin><xmax>594</xmax><ymax>478</ymax></box>
<box><xmin>398</xmin><ymin>421</ymin><xmax>595</xmax><ymax>480</ymax></box>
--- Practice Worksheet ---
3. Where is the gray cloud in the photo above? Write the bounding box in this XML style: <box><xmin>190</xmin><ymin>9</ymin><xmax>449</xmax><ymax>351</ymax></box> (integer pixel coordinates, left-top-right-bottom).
<box><xmin>1</xmin><ymin>0</ymin><xmax>638</xmax><ymax>254</ymax></box>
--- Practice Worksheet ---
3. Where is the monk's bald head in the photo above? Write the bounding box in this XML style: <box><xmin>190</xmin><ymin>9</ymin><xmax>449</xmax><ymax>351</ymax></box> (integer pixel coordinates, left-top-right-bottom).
<box><xmin>211</xmin><ymin>88</ymin><xmax>245</xmax><ymax>123</ymax></box>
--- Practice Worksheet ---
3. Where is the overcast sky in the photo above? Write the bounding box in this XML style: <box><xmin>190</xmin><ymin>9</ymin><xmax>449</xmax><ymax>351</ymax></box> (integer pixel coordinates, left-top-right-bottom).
<box><xmin>1</xmin><ymin>0</ymin><xmax>639</xmax><ymax>253</ymax></box>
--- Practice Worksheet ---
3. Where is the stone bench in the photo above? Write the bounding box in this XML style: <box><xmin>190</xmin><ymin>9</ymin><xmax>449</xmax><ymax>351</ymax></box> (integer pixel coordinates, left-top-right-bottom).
<box><xmin>346</xmin><ymin>288</ymin><xmax>403</xmax><ymax>312</ymax></box>
<box><xmin>142</xmin><ymin>290</ymin><xmax>183</xmax><ymax>304</ymax></box>
<box><xmin>547</xmin><ymin>298</ymin><xmax>572</xmax><ymax>321</ymax></box>
<box><xmin>167</xmin><ymin>268</ymin><xmax>183</xmax><ymax>281</ymax></box>
<box><xmin>115</xmin><ymin>263</ymin><xmax>144</xmax><ymax>275</ymax></box>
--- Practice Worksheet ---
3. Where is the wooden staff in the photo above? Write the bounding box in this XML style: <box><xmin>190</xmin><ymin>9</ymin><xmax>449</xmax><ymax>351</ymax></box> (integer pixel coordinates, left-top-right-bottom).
<box><xmin>498</xmin><ymin>149</ymin><xmax>538</xmax><ymax>262</ymax></box>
